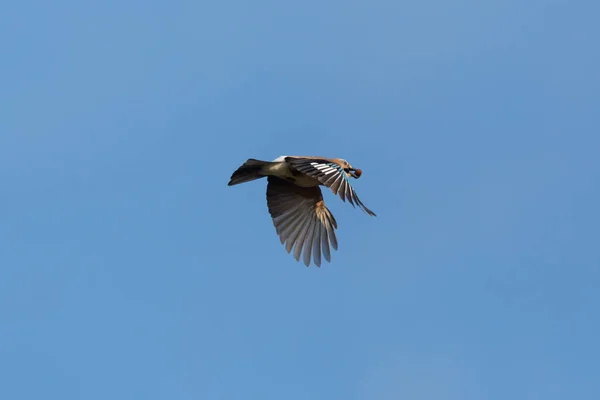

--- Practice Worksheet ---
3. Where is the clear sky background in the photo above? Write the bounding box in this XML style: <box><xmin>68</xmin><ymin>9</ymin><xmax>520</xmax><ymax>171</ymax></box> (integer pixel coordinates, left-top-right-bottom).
<box><xmin>1</xmin><ymin>1</ymin><xmax>599</xmax><ymax>399</ymax></box>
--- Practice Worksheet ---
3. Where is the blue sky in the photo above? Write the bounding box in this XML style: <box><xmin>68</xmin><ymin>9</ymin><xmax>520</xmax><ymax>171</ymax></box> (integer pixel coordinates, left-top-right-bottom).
<box><xmin>1</xmin><ymin>1</ymin><xmax>599</xmax><ymax>399</ymax></box>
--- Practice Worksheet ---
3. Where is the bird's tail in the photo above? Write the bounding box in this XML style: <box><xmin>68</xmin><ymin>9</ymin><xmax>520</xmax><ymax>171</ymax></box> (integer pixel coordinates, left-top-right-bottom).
<box><xmin>228</xmin><ymin>158</ymin><xmax>272</xmax><ymax>186</ymax></box>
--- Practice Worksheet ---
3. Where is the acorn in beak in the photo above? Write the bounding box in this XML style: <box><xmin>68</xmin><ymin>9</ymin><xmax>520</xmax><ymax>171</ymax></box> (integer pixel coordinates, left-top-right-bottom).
<box><xmin>346</xmin><ymin>168</ymin><xmax>362</xmax><ymax>178</ymax></box>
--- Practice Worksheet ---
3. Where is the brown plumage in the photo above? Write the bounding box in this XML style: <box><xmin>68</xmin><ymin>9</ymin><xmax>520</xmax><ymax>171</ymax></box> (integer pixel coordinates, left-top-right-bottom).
<box><xmin>228</xmin><ymin>155</ymin><xmax>375</xmax><ymax>267</ymax></box>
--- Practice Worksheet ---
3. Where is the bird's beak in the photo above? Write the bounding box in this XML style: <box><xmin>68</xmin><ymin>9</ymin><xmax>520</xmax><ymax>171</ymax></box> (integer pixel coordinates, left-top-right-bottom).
<box><xmin>347</xmin><ymin>168</ymin><xmax>362</xmax><ymax>178</ymax></box>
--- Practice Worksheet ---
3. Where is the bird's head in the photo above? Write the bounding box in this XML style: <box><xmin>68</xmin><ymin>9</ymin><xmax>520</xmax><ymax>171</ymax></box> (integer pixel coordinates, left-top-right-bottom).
<box><xmin>336</xmin><ymin>158</ymin><xmax>363</xmax><ymax>179</ymax></box>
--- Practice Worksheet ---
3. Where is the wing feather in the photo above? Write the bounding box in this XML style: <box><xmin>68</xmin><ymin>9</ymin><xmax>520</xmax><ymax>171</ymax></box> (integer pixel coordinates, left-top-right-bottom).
<box><xmin>312</xmin><ymin>218</ymin><xmax>322</xmax><ymax>266</ymax></box>
<box><xmin>301</xmin><ymin>214</ymin><xmax>317</xmax><ymax>266</ymax></box>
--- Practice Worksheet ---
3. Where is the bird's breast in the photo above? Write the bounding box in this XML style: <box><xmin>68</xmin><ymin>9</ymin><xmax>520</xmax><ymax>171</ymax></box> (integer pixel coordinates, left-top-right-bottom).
<box><xmin>288</xmin><ymin>174</ymin><xmax>321</xmax><ymax>187</ymax></box>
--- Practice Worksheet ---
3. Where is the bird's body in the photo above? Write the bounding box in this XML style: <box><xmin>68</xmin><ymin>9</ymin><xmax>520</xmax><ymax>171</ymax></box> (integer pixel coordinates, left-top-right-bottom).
<box><xmin>262</xmin><ymin>158</ymin><xmax>321</xmax><ymax>187</ymax></box>
<box><xmin>228</xmin><ymin>155</ymin><xmax>375</xmax><ymax>267</ymax></box>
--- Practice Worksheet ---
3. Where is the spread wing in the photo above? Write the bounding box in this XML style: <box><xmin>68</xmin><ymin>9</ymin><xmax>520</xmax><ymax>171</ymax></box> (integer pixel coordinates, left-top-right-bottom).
<box><xmin>266</xmin><ymin>176</ymin><xmax>338</xmax><ymax>267</ymax></box>
<box><xmin>285</xmin><ymin>157</ymin><xmax>376</xmax><ymax>216</ymax></box>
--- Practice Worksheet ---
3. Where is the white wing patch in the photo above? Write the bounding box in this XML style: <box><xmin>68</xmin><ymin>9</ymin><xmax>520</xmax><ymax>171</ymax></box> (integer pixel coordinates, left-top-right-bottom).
<box><xmin>310</xmin><ymin>162</ymin><xmax>338</xmax><ymax>175</ymax></box>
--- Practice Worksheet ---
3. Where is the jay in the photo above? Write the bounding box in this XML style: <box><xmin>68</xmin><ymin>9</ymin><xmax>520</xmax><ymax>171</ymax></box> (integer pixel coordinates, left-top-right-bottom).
<box><xmin>228</xmin><ymin>156</ymin><xmax>376</xmax><ymax>267</ymax></box>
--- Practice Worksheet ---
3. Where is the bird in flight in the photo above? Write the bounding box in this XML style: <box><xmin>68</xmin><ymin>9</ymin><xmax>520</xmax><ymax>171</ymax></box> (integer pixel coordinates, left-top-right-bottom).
<box><xmin>228</xmin><ymin>155</ymin><xmax>376</xmax><ymax>267</ymax></box>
